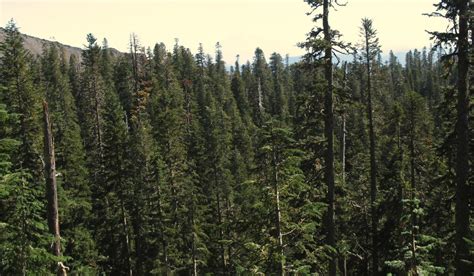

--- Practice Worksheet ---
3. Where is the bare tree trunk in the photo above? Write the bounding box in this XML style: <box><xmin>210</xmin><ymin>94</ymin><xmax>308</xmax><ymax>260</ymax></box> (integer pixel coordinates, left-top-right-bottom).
<box><xmin>258</xmin><ymin>78</ymin><xmax>265</xmax><ymax>115</ymax></box>
<box><xmin>43</xmin><ymin>101</ymin><xmax>68</xmax><ymax>276</ymax></box>
<box><xmin>409</xmin><ymin>115</ymin><xmax>418</xmax><ymax>275</ymax></box>
<box><xmin>191</xmin><ymin>206</ymin><xmax>198</xmax><ymax>276</ymax></box>
<box><xmin>409</xmin><ymin>119</ymin><xmax>418</xmax><ymax>275</ymax></box>
<box><xmin>343</xmin><ymin>256</ymin><xmax>347</xmax><ymax>276</ymax></box>
<box><xmin>271</xmin><ymin>139</ymin><xmax>284</xmax><ymax>276</ymax></box>
<box><xmin>322</xmin><ymin>0</ymin><xmax>337</xmax><ymax>274</ymax></box>
<box><xmin>454</xmin><ymin>1</ymin><xmax>470</xmax><ymax>275</ymax></box>
<box><xmin>120</xmin><ymin>199</ymin><xmax>133</xmax><ymax>276</ymax></box>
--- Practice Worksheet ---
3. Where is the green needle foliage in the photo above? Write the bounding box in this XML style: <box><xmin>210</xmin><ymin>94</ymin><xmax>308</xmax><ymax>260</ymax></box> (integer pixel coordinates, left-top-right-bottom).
<box><xmin>0</xmin><ymin>5</ymin><xmax>471</xmax><ymax>273</ymax></box>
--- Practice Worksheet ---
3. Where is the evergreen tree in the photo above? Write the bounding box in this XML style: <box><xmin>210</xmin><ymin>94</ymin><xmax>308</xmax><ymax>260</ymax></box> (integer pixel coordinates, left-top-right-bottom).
<box><xmin>231</xmin><ymin>56</ymin><xmax>251</xmax><ymax>122</ymax></box>
<box><xmin>269</xmin><ymin>53</ymin><xmax>289</xmax><ymax>121</ymax></box>
<box><xmin>428</xmin><ymin>1</ymin><xmax>472</xmax><ymax>274</ymax></box>
<box><xmin>0</xmin><ymin>19</ymin><xmax>42</xmax><ymax>176</ymax></box>
<box><xmin>99</xmin><ymin>86</ymin><xmax>134</xmax><ymax>275</ymax></box>
<box><xmin>0</xmin><ymin>20</ymin><xmax>53</xmax><ymax>274</ymax></box>
<box><xmin>301</xmin><ymin>0</ymin><xmax>352</xmax><ymax>273</ymax></box>
<box><xmin>250</xmin><ymin>48</ymin><xmax>272</xmax><ymax>125</ymax></box>
<box><xmin>0</xmin><ymin>101</ymin><xmax>54</xmax><ymax>274</ymax></box>
<box><xmin>0</xmin><ymin>10</ymin><xmax>469</xmax><ymax>274</ymax></box>
<box><xmin>359</xmin><ymin>18</ymin><xmax>381</xmax><ymax>274</ymax></box>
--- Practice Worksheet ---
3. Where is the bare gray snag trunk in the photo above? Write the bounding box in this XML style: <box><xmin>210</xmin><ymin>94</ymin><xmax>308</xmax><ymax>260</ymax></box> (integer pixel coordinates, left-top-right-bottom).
<box><xmin>191</xmin><ymin>207</ymin><xmax>198</xmax><ymax>276</ymax></box>
<box><xmin>322</xmin><ymin>0</ymin><xmax>337</xmax><ymax>275</ymax></box>
<box><xmin>271</xmin><ymin>130</ymin><xmax>284</xmax><ymax>276</ymax></box>
<box><xmin>408</xmin><ymin>103</ymin><xmax>418</xmax><ymax>275</ymax></box>
<box><xmin>454</xmin><ymin>1</ymin><xmax>470</xmax><ymax>275</ymax></box>
<box><xmin>42</xmin><ymin>101</ymin><xmax>67</xmax><ymax>276</ymax></box>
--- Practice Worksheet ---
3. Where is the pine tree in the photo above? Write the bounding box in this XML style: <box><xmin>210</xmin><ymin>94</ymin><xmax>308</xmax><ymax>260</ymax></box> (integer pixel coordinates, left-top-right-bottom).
<box><xmin>100</xmin><ymin>86</ymin><xmax>134</xmax><ymax>275</ymax></box>
<box><xmin>80</xmin><ymin>34</ymin><xmax>106</xmax><ymax>159</ymax></box>
<box><xmin>0</xmin><ymin>100</ymin><xmax>54</xmax><ymax>275</ymax></box>
<box><xmin>231</xmin><ymin>56</ymin><xmax>251</xmax><ymax>122</ymax></box>
<box><xmin>67</xmin><ymin>54</ymin><xmax>81</xmax><ymax>102</ymax></box>
<box><xmin>401</xmin><ymin>91</ymin><xmax>441</xmax><ymax>274</ymax></box>
<box><xmin>301</xmin><ymin>0</ymin><xmax>351</xmax><ymax>273</ymax></box>
<box><xmin>0</xmin><ymin>19</ymin><xmax>42</xmax><ymax>176</ymax></box>
<box><xmin>269</xmin><ymin>53</ymin><xmax>289</xmax><ymax>121</ymax></box>
<box><xmin>148</xmin><ymin>54</ymin><xmax>195</xmax><ymax>273</ymax></box>
<box><xmin>0</xmin><ymin>20</ymin><xmax>54</xmax><ymax>274</ymax></box>
<box><xmin>428</xmin><ymin>1</ymin><xmax>472</xmax><ymax>274</ymax></box>
<box><xmin>0</xmin><ymin>11</ymin><xmax>470</xmax><ymax>275</ymax></box>
<box><xmin>77</xmin><ymin>33</ymin><xmax>114</xmax><ymax>273</ymax></box>
<box><xmin>359</xmin><ymin>18</ymin><xmax>381</xmax><ymax>274</ymax></box>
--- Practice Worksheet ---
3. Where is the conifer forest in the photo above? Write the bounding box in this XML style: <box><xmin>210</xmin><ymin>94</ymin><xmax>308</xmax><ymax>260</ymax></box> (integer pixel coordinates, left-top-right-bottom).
<box><xmin>0</xmin><ymin>0</ymin><xmax>472</xmax><ymax>275</ymax></box>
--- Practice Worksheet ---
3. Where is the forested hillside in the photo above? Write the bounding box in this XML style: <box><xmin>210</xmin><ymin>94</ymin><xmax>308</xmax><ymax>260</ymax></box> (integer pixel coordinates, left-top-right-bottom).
<box><xmin>0</xmin><ymin>0</ymin><xmax>471</xmax><ymax>275</ymax></box>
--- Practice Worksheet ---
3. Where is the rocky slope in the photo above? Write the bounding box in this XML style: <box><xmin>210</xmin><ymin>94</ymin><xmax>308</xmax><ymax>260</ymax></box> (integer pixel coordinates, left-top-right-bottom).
<box><xmin>0</xmin><ymin>27</ymin><xmax>121</xmax><ymax>61</ymax></box>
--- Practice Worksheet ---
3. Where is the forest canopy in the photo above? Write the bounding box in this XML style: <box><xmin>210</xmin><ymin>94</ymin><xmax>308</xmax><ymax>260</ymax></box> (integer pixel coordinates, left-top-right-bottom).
<box><xmin>0</xmin><ymin>0</ymin><xmax>472</xmax><ymax>275</ymax></box>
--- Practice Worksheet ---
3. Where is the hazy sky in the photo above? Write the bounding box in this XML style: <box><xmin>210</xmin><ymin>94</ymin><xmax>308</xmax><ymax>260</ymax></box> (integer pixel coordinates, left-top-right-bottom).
<box><xmin>1</xmin><ymin>0</ymin><xmax>447</xmax><ymax>63</ymax></box>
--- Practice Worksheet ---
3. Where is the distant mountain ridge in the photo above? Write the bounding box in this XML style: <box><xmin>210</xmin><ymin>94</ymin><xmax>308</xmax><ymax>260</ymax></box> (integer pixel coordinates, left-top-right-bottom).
<box><xmin>0</xmin><ymin>27</ymin><xmax>121</xmax><ymax>61</ymax></box>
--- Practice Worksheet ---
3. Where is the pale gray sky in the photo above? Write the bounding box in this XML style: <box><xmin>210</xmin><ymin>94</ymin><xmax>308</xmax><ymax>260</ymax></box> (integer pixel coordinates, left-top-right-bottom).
<box><xmin>1</xmin><ymin>0</ymin><xmax>447</xmax><ymax>63</ymax></box>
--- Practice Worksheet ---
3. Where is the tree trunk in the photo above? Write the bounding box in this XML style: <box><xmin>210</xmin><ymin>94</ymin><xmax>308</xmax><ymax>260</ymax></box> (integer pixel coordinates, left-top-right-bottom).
<box><xmin>272</xmin><ymin>137</ymin><xmax>284</xmax><ymax>276</ymax></box>
<box><xmin>341</xmin><ymin>114</ymin><xmax>346</xmax><ymax>185</ymax></box>
<box><xmin>322</xmin><ymin>0</ymin><xmax>337</xmax><ymax>274</ymax></box>
<box><xmin>343</xmin><ymin>256</ymin><xmax>347</xmax><ymax>276</ymax></box>
<box><xmin>454</xmin><ymin>1</ymin><xmax>470</xmax><ymax>275</ymax></box>
<box><xmin>341</xmin><ymin>62</ymin><xmax>348</xmax><ymax>186</ymax></box>
<box><xmin>364</xmin><ymin>28</ymin><xmax>378</xmax><ymax>275</ymax></box>
<box><xmin>191</xmin><ymin>206</ymin><xmax>198</xmax><ymax>276</ymax></box>
<box><xmin>409</xmin><ymin>118</ymin><xmax>418</xmax><ymax>275</ymax></box>
<box><xmin>43</xmin><ymin>101</ymin><xmax>67</xmax><ymax>276</ymax></box>
<box><xmin>120</xmin><ymin>199</ymin><xmax>133</xmax><ymax>276</ymax></box>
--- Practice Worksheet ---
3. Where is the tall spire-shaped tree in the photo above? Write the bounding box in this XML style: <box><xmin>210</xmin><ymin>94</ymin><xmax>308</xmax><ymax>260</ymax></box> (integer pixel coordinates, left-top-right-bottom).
<box><xmin>427</xmin><ymin>1</ymin><xmax>471</xmax><ymax>274</ymax></box>
<box><xmin>359</xmin><ymin>18</ymin><xmax>381</xmax><ymax>274</ymax></box>
<box><xmin>0</xmin><ymin>20</ymin><xmax>41</xmax><ymax>175</ymax></box>
<box><xmin>0</xmin><ymin>20</ymin><xmax>54</xmax><ymax>275</ymax></box>
<box><xmin>301</xmin><ymin>1</ymin><xmax>351</xmax><ymax>274</ymax></box>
